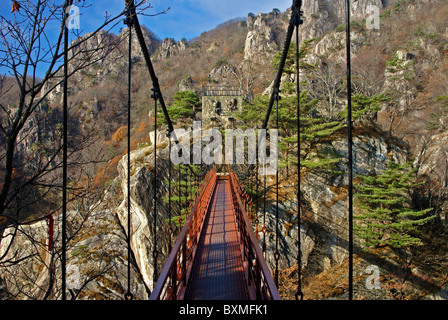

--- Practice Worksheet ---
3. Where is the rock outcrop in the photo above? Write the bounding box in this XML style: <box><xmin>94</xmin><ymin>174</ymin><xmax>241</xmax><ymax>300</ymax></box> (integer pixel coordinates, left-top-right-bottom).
<box><xmin>178</xmin><ymin>75</ymin><xmax>195</xmax><ymax>92</ymax></box>
<box><xmin>116</xmin><ymin>145</ymin><xmax>172</xmax><ymax>291</ymax></box>
<box><xmin>157</xmin><ymin>37</ymin><xmax>188</xmax><ymax>60</ymax></box>
<box><xmin>298</xmin><ymin>0</ymin><xmax>386</xmax><ymax>42</ymax></box>
<box><xmin>244</xmin><ymin>12</ymin><xmax>282</xmax><ymax>62</ymax></box>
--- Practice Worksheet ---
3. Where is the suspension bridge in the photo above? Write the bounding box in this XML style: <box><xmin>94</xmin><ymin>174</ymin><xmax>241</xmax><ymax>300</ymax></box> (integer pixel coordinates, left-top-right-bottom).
<box><xmin>149</xmin><ymin>168</ymin><xmax>280</xmax><ymax>300</ymax></box>
<box><xmin>57</xmin><ymin>0</ymin><xmax>356</xmax><ymax>300</ymax></box>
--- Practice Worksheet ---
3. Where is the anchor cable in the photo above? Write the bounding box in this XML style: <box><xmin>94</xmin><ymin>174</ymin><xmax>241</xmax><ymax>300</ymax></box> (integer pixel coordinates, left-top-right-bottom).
<box><xmin>61</xmin><ymin>0</ymin><xmax>74</xmax><ymax>301</ymax></box>
<box><xmin>293</xmin><ymin>0</ymin><xmax>304</xmax><ymax>301</ymax></box>
<box><xmin>345</xmin><ymin>0</ymin><xmax>354</xmax><ymax>301</ymax></box>
<box><xmin>124</xmin><ymin>9</ymin><xmax>134</xmax><ymax>300</ymax></box>
<box><xmin>274</xmin><ymin>88</ymin><xmax>280</xmax><ymax>287</ymax></box>
<box><xmin>167</xmin><ymin>132</ymin><xmax>173</xmax><ymax>253</ymax></box>
<box><xmin>152</xmin><ymin>88</ymin><xmax>159</xmax><ymax>283</ymax></box>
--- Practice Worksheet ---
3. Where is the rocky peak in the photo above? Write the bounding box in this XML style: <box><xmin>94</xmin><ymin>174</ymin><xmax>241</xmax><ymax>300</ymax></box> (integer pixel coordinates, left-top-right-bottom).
<box><xmin>119</xmin><ymin>26</ymin><xmax>161</xmax><ymax>58</ymax></box>
<box><xmin>69</xmin><ymin>30</ymin><xmax>116</xmax><ymax>60</ymax></box>
<box><xmin>178</xmin><ymin>75</ymin><xmax>194</xmax><ymax>92</ymax></box>
<box><xmin>244</xmin><ymin>12</ymin><xmax>281</xmax><ymax>61</ymax></box>
<box><xmin>302</xmin><ymin>0</ymin><xmax>385</xmax><ymax>22</ymax></box>
<box><xmin>243</xmin><ymin>0</ymin><xmax>388</xmax><ymax>62</ymax></box>
<box><xmin>208</xmin><ymin>65</ymin><xmax>235</xmax><ymax>84</ymax></box>
<box><xmin>157</xmin><ymin>37</ymin><xmax>188</xmax><ymax>60</ymax></box>
<box><xmin>298</xmin><ymin>0</ymin><xmax>387</xmax><ymax>41</ymax></box>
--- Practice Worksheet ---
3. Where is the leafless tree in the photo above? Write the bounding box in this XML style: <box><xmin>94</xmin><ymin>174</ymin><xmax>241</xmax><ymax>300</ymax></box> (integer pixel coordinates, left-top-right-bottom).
<box><xmin>351</xmin><ymin>47</ymin><xmax>386</xmax><ymax>98</ymax></box>
<box><xmin>0</xmin><ymin>0</ymin><xmax>150</xmax><ymax>299</ymax></box>
<box><xmin>306</xmin><ymin>58</ymin><xmax>345</xmax><ymax>120</ymax></box>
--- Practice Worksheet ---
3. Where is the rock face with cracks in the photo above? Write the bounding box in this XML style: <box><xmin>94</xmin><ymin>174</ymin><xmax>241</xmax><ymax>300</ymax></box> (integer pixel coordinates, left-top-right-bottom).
<box><xmin>116</xmin><ymin>144</ymin><xmax>172</xmax><ymax>292</ymax></box>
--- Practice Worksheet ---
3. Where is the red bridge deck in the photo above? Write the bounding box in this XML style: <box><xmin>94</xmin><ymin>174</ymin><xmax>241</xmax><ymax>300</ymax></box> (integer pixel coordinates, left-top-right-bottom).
<box><xmin>185</xmin><ymin>177</ymin><xmax>248</xmax><ymax>300</ymax></box>
<box><xmin>150</xmin><ymin>170</ymin><xmax>280</xmax><ymax>301</ymax></box>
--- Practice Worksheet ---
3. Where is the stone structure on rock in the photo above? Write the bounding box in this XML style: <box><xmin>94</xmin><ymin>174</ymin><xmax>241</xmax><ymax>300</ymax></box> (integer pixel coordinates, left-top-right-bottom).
<box><xmin>201</xmin><ymin>86</ymin><xmax>244</xmax><ymax>126</ymax></box>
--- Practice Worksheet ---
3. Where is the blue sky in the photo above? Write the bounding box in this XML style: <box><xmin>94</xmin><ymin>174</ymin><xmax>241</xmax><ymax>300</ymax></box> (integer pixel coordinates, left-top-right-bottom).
<box><xmin>0</xmin><ymin>0</ymin><xmax>291</xmax><ymax>41</ymax></box>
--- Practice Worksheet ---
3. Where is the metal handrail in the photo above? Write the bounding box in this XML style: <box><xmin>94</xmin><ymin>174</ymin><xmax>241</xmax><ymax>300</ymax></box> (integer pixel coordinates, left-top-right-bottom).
<box><xmin>228</xmin><ymin>167</ymin><xmax>281</xmax><ymax>300</ymax></box>
<box><xmin>149</xmin><ymin>167</ymin><xmax>217</xmax><ymax>300</ymax></box>
<box><xmin>202</xmin><ymin>85</ymin><xmax>243</xmax><ymax>97</ymax></box>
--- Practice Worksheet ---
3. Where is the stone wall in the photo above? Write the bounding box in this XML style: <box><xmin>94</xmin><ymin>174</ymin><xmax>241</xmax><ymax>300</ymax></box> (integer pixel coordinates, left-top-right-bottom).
<box><xmin>202</xmin><ymin>94</ymin><xmax>243</xmax><ymax>126</ymax></box>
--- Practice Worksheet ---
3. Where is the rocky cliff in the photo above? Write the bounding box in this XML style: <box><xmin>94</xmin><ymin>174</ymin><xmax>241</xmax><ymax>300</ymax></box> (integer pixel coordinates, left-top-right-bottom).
<box><xmin>157</xmin><ymin>37</ymin><xmax>188</xmax><ymax>60</ymax></box>
<box><xmin>115</xmin><ymin>141</ymin><xmax>172</xmax><ymax>291</ymax></box>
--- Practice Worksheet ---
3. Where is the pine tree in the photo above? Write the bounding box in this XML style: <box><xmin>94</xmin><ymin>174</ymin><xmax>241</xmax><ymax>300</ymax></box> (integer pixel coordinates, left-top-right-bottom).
<box><xmin>293</xmin><ymin>89</ymin><xmax>344</xmax><ymax>174</ymax></box>
<box><xmin>426</xmin><ymin>95</ymin><xmax>448</xmax><ymax>132</ymax></box>
<box><xmin>339</xmin><ymin>93</ymin><xmax>389</xmax><ymax>123</ymax></box>
<box><xmin>272</xmin><ymin>39</ymin><xmax>314</xmax><ymax>75</ymax></box>
<box><xmin>355</xmin><ymin>161</ymin><xmax>435</xmax><ymax>249</ymax></box>
<box><xmin>157</xmin><ymin>90</ymin><xmax>200</xmax><ymax>125</ymax></box>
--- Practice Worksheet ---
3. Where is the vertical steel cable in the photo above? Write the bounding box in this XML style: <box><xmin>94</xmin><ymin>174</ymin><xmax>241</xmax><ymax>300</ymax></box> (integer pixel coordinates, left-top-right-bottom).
<box><xmin>294</xmin><ymin>5</ymin><xmax>304</xmax><ymax>300</ymax></box>
<box><xmin>255</xmin><ymin>133</ymin><xmax>259</xmax><ymax>235</ymax></box>
<box><xmin>167</xmin><ymin>132</ymin><xmax>172</xmax><ymax>253</ymax></box>
<box><xmin>178</xmin><ymin>163</ymin><xmax>182</xmax><ymax>225</ymax></box>
<box><xmin>262</xmin><ymin>162</ymin><xmax>267</xmax><ymax>256</ymax></box>
<box><xmin>187</xmin><ymin>165</ymin><xmax>190</xmax><ymax>204</ymax></box>
<box><xmin>124</xmin><ymin>13</ymin><xmax>133</xmax><ymax>301</ymax></box>
<box><xmin>151</xmin><ymin>88</ymin><xmax>159</xmax><ymax>283</ymax></box>
<box><xmin>61</xmin><ymin>0</ymin><xmax>73</xmax><ymax>301</ymax></box>
<box><xmin>184</xmin><ymin>166</ymin><xmax>188</xmax><ymax>219</ymax></box>
<box><xmin>274</xmin><ymin>89</ymin><xmax>280</xmax><ymax>287</ymax></box>
<box><xmin>345</xmin><ymin>0</ymin><xmax>354</xmax><ymax>301</ymax></box>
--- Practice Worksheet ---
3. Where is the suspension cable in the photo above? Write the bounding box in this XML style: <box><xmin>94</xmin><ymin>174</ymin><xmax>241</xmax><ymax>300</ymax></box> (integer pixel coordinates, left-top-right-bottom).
<box><xmin>274</xmin><ymin>88</ymin><xmax>280</xmax><ymax>288</ymax></box>
<box><xmin>124</xmin><ymin>9</ymin><xmax>134</xmax><ymax>301</ymax></box>
<box><xmin>187</xmin><ymin>165</ymin><xmax>190</xmax><ymax>204</ymax></box>
<box><xmin>151</xmin><ymin>88</ymin><xmax>159</xmax><ymax>284</ymax></box>
<box><xmin>292</xmin><ymin>0</ymin><xmax>304</xmax><ymax>301</ymax></box>
<box><xmin>262</xmin><ymin>161</ymin><xmax>267</xmax><ymax>256</ymax></box>
<box><xmin>178</xmin><ymin>164</ymin><xmax>182</xmax><ymax>227</ymax></box>
<box><xmin>167</xmin><ymin>131</ymin><xmax>173</xmax><ymax>253</ymax></box>
<box><xmin>61</xmin><ymin>0</ymin><xmax>74</xmax><ymax>301</ymax></box>
<box><xmin>262</xmin><ymin>0</ymin><xmax>302</xmax><ymax>130</ymax></box>
<box><xmin>185</xmin><ymin>165</ymin><xmax>188</xmax><ymax>222</ymax></box>
<box><xmin>345</xmin><ymin>0</ymin><xmax>354</xmax><ymax>301</ymax></box>
<box><xmin>255</xmin><ymin>132</ymin><xmax>259</xmax><ymax>235</ymax></box>
<box><xmin>125</xmin><ymin>0</ymin><xmax>174</xmax><ymax>134</ymax></box>
<box><xmin>233</xmin><ymin>0</ymin><xmax>303</xmax><ymax>179</ymax></box>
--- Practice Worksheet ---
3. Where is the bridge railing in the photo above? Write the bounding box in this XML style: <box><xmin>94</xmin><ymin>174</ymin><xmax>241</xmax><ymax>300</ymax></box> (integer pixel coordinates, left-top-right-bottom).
<box><xmin>228</xmin><ymin>168</ymin><xmax>281</xmax><ymax>300</ymax></box>
<box><xmin>149</xmin><ymin>167</ymin><xmax>217</xmax><ymax>300</ymax></box>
